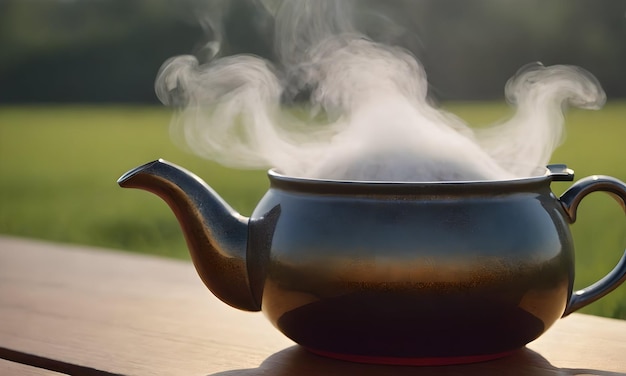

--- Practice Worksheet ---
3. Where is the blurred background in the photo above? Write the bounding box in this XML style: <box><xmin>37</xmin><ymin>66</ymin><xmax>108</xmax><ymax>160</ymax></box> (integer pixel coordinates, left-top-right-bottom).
<box><xmin>1</xmin><ymin>0</ymin><xmax>625</xmax><ymax>318</ymax></box>
<box><xmin>2</xmin><ymin>0</ymin><xmax>626</xmax><ymax>103</ymax></box>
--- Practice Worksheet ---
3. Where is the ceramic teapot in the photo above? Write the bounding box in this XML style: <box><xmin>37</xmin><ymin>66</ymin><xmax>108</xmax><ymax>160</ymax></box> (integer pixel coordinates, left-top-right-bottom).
<box><xmin>118</xmin><ymin>159</ymin><xmax>626</xmax><ymax>365</ymax></box>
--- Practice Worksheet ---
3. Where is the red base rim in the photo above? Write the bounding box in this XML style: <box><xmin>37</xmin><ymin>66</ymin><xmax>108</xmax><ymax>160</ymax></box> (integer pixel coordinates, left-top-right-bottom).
<box><xmin>305</xmin><ymin>347</ymin><xmax>517</xmax><ymax>366</ymax></box>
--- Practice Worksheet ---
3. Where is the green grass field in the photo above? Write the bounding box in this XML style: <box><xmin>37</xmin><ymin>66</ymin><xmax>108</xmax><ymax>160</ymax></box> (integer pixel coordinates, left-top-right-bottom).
<box><xmin>1</xmin><ymin>103</ymin><xmax>625</xmax><ymax>319</ymax></box>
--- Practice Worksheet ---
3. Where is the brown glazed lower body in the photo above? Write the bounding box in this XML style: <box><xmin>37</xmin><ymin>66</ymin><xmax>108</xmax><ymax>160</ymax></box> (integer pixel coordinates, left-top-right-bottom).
<box><xmin>276</xmin><ymin>291</ymin><xmax>548</xmax><ymax>365</ymax></box>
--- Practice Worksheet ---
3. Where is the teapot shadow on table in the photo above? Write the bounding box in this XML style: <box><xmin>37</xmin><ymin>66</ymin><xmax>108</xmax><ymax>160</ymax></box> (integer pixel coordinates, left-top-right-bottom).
<box><xmin>206</xmin><ymin>345</ymin><xmax>625</xmax><ymax>376</ymax></box>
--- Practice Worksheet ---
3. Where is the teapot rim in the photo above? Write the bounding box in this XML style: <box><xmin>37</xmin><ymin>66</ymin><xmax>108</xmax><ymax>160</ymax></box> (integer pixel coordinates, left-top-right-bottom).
<box><xmin>268</xmin><ymin>165</ymin><xmax>575</xmax><ymax>184</ymax></box>
<box><xmin>266</xmin><ymin>165</ymin><xmax>574</xmax><ymax>195</ymax></box>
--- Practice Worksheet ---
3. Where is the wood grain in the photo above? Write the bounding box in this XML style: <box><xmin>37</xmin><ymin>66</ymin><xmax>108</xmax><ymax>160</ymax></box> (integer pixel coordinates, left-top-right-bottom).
<box><xmin>0</xmin><ymin>358</ymin><xmax>64</xmax><ymax>376</ymax></box>
<box><xmin>0</xmin><ymin>236</ymin><xmax>624</xmax><ymax>376</ymax></box>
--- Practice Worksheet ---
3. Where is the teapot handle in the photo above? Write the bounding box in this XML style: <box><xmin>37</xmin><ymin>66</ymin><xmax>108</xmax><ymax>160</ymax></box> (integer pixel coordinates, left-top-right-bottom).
<box><xmin>559</xmin><ymin>175</ymin><xmax>626</xmax><ymax>316</ymax></box>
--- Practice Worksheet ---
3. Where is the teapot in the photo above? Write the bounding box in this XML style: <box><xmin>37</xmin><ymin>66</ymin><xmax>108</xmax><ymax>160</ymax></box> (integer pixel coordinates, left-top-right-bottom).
<box><xmin>118</xmin><ymin>159</ymin><xmax>626</xmax><ymax>365</ymax></box>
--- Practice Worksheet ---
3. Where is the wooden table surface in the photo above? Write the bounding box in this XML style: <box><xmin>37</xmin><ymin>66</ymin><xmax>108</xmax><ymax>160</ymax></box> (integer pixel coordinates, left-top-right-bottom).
<box><xmin>0</xmin><ymin>236</ymin><xmax>624</xmax><ymax>376</ymax></box>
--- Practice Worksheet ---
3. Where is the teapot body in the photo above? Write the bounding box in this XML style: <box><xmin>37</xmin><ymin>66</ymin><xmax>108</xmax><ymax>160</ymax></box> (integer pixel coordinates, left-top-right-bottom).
<box><xmin>119</xmin><ymin>160</ymin><xmax>626</xmax><ymax>365</ymax></box>
<box><xmin>250</xmin><ymin>173</ymin><xmax>574</xmax><ymax>364</ymax></box>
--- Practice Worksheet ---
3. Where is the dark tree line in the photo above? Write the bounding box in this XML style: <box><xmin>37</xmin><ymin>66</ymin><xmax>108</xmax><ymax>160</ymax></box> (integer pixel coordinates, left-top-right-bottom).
<box><xmin>1</xmin><ymin>0</ymin><xmax>625</xmax><ymax>103</ymax></box>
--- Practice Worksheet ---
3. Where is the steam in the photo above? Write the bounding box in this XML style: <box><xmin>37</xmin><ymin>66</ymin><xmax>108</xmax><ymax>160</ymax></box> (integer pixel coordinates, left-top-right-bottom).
<box><xmin>476</xmin><ymin>63</ymin><xmax>606</xmax><ymax>177</ymax></box>
<box><xmin>156</xmin><ymin>0</ymin><xmax>606</xmax><ymax>182</ymax></box>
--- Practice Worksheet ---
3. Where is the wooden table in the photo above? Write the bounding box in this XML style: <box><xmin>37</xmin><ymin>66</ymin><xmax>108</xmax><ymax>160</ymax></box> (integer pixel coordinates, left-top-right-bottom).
<box><xmin>0</xmin><ymin>236</ymin><xmax>624</xmax><ymax>375</ymax></box>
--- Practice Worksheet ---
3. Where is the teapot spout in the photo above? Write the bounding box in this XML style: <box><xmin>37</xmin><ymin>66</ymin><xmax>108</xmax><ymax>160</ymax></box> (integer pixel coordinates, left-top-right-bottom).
<box><xmin>118</xmin><ymin>159</ymin><xmax>260</xmax><ymax>311</ymax></box>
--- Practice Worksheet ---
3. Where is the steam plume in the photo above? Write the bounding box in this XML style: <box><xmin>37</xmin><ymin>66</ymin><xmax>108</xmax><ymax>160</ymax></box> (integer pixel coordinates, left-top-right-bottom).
<box><xmin>477</xmin><ymin>63</ymin><xmax>606</xmax><ymax>177</ymax></box>
<box><xmin>155</xmin><ymin>0</ymin><xmax>605</xmax><ymax>181</ymax></box>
